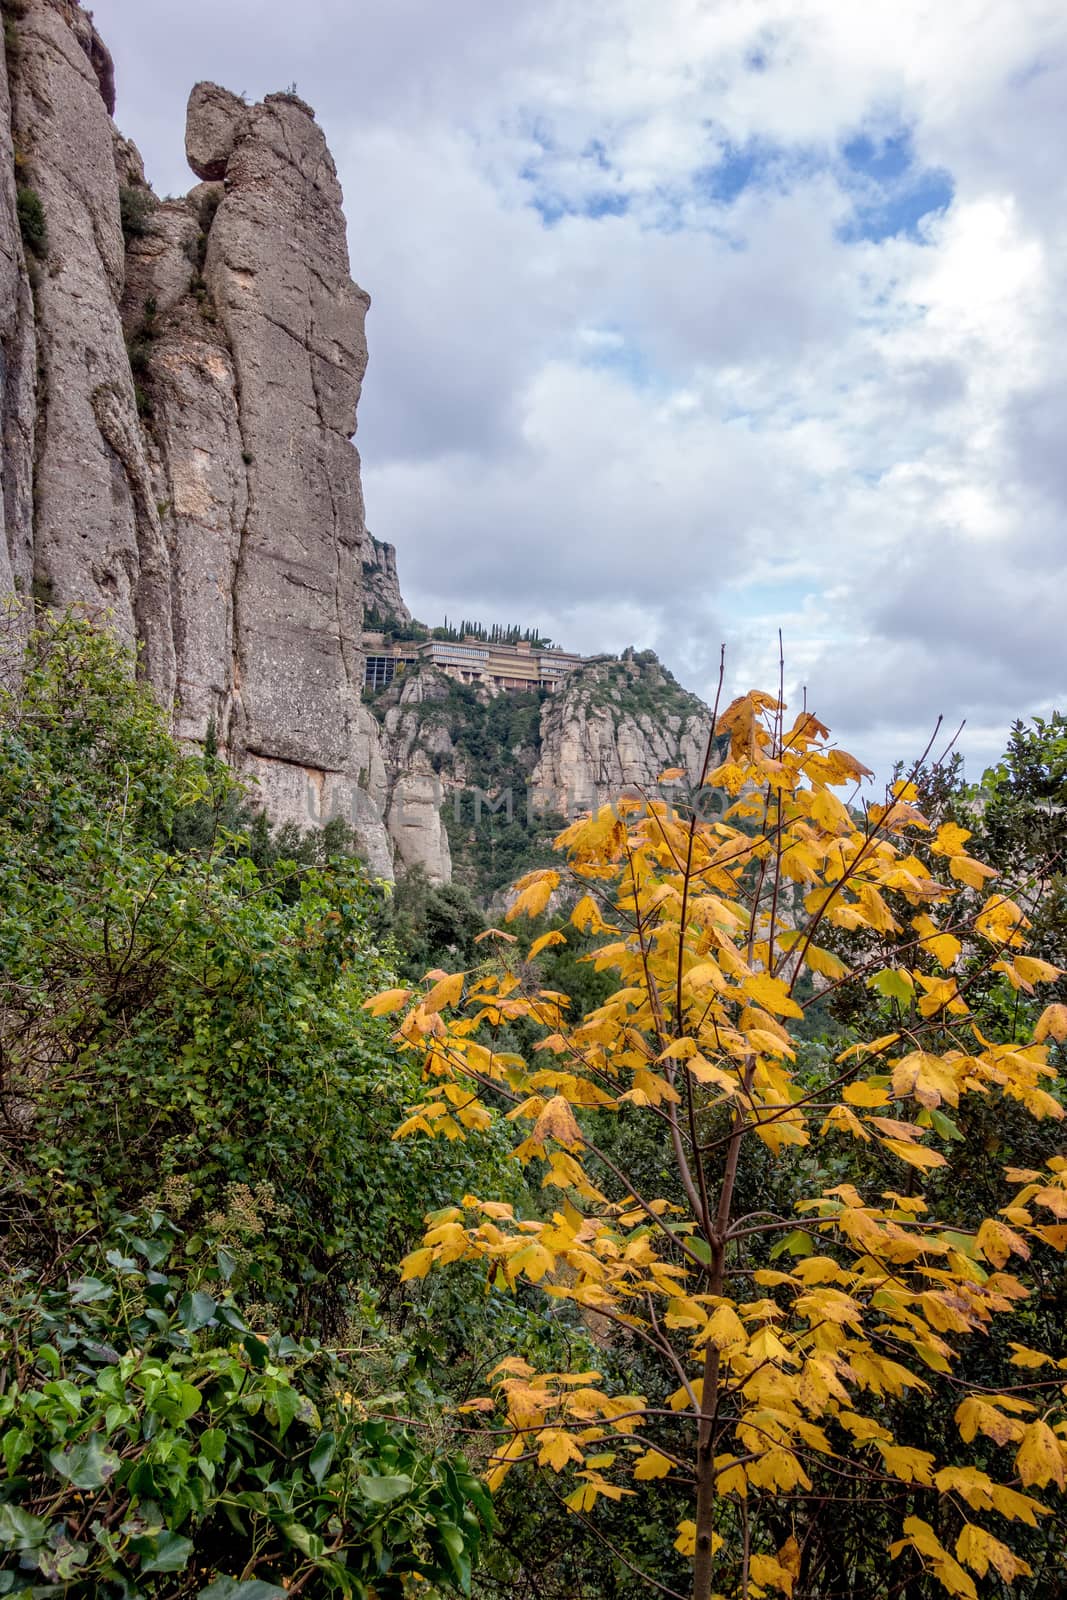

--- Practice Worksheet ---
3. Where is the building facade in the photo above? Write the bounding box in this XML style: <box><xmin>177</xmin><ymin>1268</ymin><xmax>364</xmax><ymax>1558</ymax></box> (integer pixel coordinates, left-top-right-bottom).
<box><xmin>362</xmin><ymin>633</ymin><xmax>585</xmax><ymax>695</ymax></box>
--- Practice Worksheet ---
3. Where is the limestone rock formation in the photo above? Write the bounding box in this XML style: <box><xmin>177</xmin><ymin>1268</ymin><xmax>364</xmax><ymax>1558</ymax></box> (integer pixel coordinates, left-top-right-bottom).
<box><xmin>0</xmin><ymin>1</ymin><xmax>410</xmax><ymax>875</ymax></box>
<box><xmin>531</xmin><ymin>651</ymin><xmax>711</xmax><ymax>813</ymax></box>
<box><xmin>369</xmin><ymin>651</ymin><xmax>712</xmax><ymax>900</ymax></box>
<box><xmin>0</xmin><ymin>1</ymin><xmax>716</xmax><ymax>899</ymax></box>
<box><xmin>361</xmin><ymin>531</ymin><xmax>411</xmax><ymax>623</ymax></box>
<box><xmin>4</xmin><ymin>0</ymin><xmax>174</xmax><ymax>695</ymax></box>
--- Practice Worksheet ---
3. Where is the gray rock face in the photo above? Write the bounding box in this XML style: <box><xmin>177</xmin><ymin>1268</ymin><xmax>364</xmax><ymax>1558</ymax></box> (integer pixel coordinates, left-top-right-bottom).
<box><xmin>203</xmin><ymin>89</ymin><xmax>370</xmax><ymax>779</ymax></box>
<box><xmin>0</xmin><ymin>35</ymin><xmax>35</xmax><ymax>610</ymax></box>
<box><xmin>361</xmin><ymin>531</ymin><xmax>411</xmax><ymax>622</ymax></box>
<box><xmin>6</xmin><ymin>0</ymin><xmax>175</xmax><ymax>701</ymax></box>
<box><xmin>532</xmin><ymin>655</ymin><xmax>711</xmax><ymax>813</ymax></box>
<box><xmin>185</xmin><ymin>82</ymin><xmax>246</xmax><ymax>182</ymax></box>
<box><xmin>121</xmin><ymin>194</ymin><xmax>247</xmax><ymax>747</ymax></box>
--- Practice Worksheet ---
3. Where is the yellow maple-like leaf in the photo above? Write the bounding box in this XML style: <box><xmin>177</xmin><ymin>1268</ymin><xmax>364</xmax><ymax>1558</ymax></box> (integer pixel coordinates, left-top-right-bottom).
<box><xmin>633</xmin><ymin>1448</ymin><xmax>673</xmax><ymax>1481</ymax></box>
<box><xmin>507</xmin><ymin>871</ymin><xmax>561</xmax><ymax>922</ymax></box>
<box><xmin>976</xmin><ymin>1218</ymin><xmax>1030</xmax><ymax>1269</ymax></box>
<box><xmin>1007</xmin><ymin>1342</ymin><xmax>1051</xmax><ymax>1369</ymax></box>
<box><xmin>956</xmin><ymin>1523</ymin><xmax>1032</xmax><ymax>1582</ymax></box>
<box><xmin>877</xmin><ymin>1442</ymin><xmax>936</xmax><ymax>1485</ymax></box>
<box><xmin>702</xmin><ymin>1303</ymin><xmax>748</xmax><ymax>1352</ymax></box>
<box><xmin>531</xmin><ymin>1094</ymin><xmax>583</xmax><ymax>1149</ymax></box>
<box><xmin>1034</xmin><ymin>1002</ymin><xmax>1067</xmax><ymax>1043</ymax></box>
<box><xmin>1013</xmin><ymin>954</ymin><xmax>1062</xmax><ymax>985</ymax></box>
<box><xmin>486</xmin><ymin>1432</ymin><xmax>527</xmax><ymax>1493</ymax></box>
<box><xmin>950</xmin><ymin>854</ymin><xmax>997</xmax><ymax>891</ymax></box>
<box><xmin>803</xmin><ymin>944</ymin><xmax>849</xmax><ymax>980</ymax></box>
<box><xmin>743</xmin><ymin>973</ymin><xmax>804</xmax><ymax>1019</ymax></box>
<box><xmin>363</xmin><ymin>987</ymin><xmax>412</xmax><ymax>1016</ymax></box>
<box><xmin>570</xmin><ymin>893</ymin><xmax>614</xmax><ymax>934</ymax></box>
<box><xmin>750</xmin><ymin>1553</ymin><xmax>797</xmax><ymax>1597</ymax></box>
<box><xmin>879</xmin><ymin>1137</ymin><xmax>948</xmax><ymax>1170</ymax></box>
<box><xmin>1015</xmin><ymin>1420</ymin><xmax>1067</xmax><ymax>1490</ymax></box>
<box><xmin>842</xmin><ymin>1080</ymin><xmax>890</xmax><ymax>1108</ymax></box>
<box><xmin>537</xmin><ymin>1428</ymin><xmax>584</xmax><ymax>1471</ymax></box>
<box><xmin>399</xmin><ymin>1247</ymin><xmax>434</xmax><ymax>1282</ymax></box>
<box><xmin>423</xmin><ymin>971</ymin><xmax>465</xmax><ymax>1014</ymax></box>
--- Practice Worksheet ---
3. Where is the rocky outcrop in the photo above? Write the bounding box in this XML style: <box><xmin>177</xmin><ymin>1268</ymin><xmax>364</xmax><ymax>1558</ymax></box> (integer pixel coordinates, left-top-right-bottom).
<box><xmin>4</xmin><ymin>0</ymin><xmax>174</xmax><ymax>696</ymax></box>
<box><xmin>361</xmin><ymin>531</ymin><xmax>410</xmax><ymax>623</ymax></box>
<box><xmin>369</xmin><ymin>651</ymin><xmax>712</xmax><ymax>899</ymax></box>
<box><xmin>0</xmin><ymin>2</ymin><xmax>404</xmax><ymax>875</ymax></box>
<box><xmin>531</xmin><ymin>651</ymin><xmax>712</xmax><ymax>811</ymax></box>
<box><xmin>0</xmin><ymin>2</ymin><xmax>716</xmax><ymax>897</ymax></box>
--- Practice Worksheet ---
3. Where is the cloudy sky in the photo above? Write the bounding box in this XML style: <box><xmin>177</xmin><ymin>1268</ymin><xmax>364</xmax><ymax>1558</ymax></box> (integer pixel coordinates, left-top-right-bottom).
<box><xmin>95</xmin><ymin>0</ymin><xmax>1066</xmax><ymax>782</ymax></box>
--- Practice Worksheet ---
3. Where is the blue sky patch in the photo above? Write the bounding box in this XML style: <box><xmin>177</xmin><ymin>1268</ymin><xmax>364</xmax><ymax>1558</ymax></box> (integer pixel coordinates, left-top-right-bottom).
<box><xmin>838</xmin><ymin>123</ymin><xmax>954</xmax><ymax>242</ymax></box>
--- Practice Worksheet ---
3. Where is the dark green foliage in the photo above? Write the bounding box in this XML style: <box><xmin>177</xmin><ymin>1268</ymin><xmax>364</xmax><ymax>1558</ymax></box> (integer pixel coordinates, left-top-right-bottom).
<box><xmin>16</xmin><ymin>185</ymin><xmax>47</xmax><ymax>258</ymax></box>
<box><xmin>0</xmin><ymin>1215</ymin><xmax>490</xmax><ymax>1595</ymax></box>
<box><xmin>119</xmin><ymin>183</ymin><xmax>157</xmax><ymax>241</ymax></box>
<box><xmin>0</xmin><ymin>616</ymin><xmax>517</xmax><ymax>1338</ymax></box>
<box><xmin>977</xmin><ymin>710</ymin><xmax>1067</xmax><ymax>974</ymax></box>
<box><xmin>407</xmin><ymin>680</ymin><xmax>565</xmax><ymax>899</ymax></box>
<box><xmin>433</xmin><ymin>618</ymin><xmax>552</xmax><ymax>648</ymax></box>
<box><xmin>373</xmin><ymin>869</ymin><xmax>487</xmax><ymax>978</ymax></box>
<box><xmin>362</xmin><ymin>606</ymin><xmax>430</xmax><ymax>645</ymax></box>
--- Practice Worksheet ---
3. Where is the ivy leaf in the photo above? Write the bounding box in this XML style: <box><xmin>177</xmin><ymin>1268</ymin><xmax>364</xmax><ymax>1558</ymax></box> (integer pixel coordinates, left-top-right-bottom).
<box><xmin>138</xmin><ymin>1531</ymin><xmax>194</xmax><ymax>1573</ymax></box>
<box><xmin>308</xmin><ymin>1430</ymin><xmax>336</xmax><ymax>1485</ymax></box>
<box><xmin>179</xmin><ymin>1291</ymin><xmax>217</xmax><ymax>1331</ymax></box>
<box><xmin>48</xmin><ymin>1435</ymin><xmax>121</xmax><ymax>1491</ymax></box>
<box><xmin>359</xmin><ymin>1473</ymin><xmax>413</xmax><ymax>1503</ymax></box>
<box><xmin>198</xmin><ymin>1582</ymin><xmax>288</xmax><ymax>1600</ymax></box>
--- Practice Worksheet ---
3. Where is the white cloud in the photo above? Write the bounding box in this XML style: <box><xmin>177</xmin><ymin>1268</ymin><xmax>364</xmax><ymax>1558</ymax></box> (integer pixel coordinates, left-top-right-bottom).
<box><xmin>93</xmin><ymin>0</ymin><xmax>1067</xmax><ymax>782</ymax></box>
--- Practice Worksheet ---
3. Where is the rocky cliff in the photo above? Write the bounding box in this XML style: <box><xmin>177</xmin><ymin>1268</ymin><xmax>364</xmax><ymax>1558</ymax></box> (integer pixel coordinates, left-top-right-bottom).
<box><xmin>369</xmin><ymin>649</ymin><xmax>713</xmax><ymax>901</ymax></box>
<box><xmin>0</xmin><ymin>0</ymin><xmax>395</xmax><ymax>872</ymax></box>
<box><xmin>0</xmin><ymin>0</ymin><xmax>715</xmax><ymax>896</ymax></box>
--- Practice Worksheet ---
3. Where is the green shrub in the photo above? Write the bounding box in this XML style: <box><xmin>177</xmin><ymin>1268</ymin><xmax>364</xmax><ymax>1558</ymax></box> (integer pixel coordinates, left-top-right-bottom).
<box><xmin>0</xmin><ymin>614</ymin><xmax>524</xmax><ymax>1336</ymax></box>
<box><xmin>16</xmin><ymin>185</ymin><xmax>46</xmax><ymax>258</ymax></box>
<box><xmin>119</xmin><ymin>183</ymin><xmax>157</xmax><ymax>241</ymax></box>
<box><xmin>0</xmin><ymin>1214</ymin><xmax>490</xmax><ymax>1595</ymax></box>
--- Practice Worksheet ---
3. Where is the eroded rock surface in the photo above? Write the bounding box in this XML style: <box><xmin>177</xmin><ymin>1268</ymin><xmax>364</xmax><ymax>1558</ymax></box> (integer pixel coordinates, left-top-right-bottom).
<box><xmin>6</xmin><ymin>0</ymin><xmax>174</xmax><ymax>700</ymax></box>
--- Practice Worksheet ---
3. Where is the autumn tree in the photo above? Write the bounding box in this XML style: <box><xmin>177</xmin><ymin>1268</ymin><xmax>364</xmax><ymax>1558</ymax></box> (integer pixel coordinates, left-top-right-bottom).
<box><xmin>369</xmin><ymin>686</ymin><xmax>1067</xmax><ymax>1600</ymax></box>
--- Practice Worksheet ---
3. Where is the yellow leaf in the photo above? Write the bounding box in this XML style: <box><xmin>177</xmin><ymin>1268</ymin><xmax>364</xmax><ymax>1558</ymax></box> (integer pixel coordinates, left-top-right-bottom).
<box><xmin>877</xmin><ymin>1443</ymin><xmax>936</xmax><ymax>1485</ymax></box>
<box><xmin>879</xmin><ymin>1137</ymin><xmax>948</xmax><ymax>1170</ymax></box>
<box><xmin>750</xmin><ymin>1553</ymin><xmax>797</xmax><ymax>1597</ymax></box>
<box><xmin>571</xmin><ymin>894</ymin><xmax>614</xmax><ymax>934</ymax></box>
<box><xmin>486</xmin><ymin>1432</ymin><xmax>526</xmax><ymax>1492</ymax></box>
<box><xmin>1007</xmin><ymin>1343</ymin><xmax>1051</xmax><ymax>1369</ymax></box>
<box><xmin>950</xmin><ymin>855</ymin><xmax>996</xmax><ymax>890</ymax></box>
<box><xmin>537</xmin><ymin>1429</ymin><xmax>584</xmax><ymax>1471</ymax></box>
<box><xmin>956</xmin><ymin>1524</ymin><xmax>1032</xmax><ymax>1583</ymax></box>
<box><xmin>1016</xmin><ymin>1420</ymin><xmax>1067</xmax><ymax>1490</ymax></box>
<box><xmin>507</xmin><ymin>871</ymin><xmax>561</xmax><ymax>922</ymax></box>
<box><xmin>743</xmin><ymin>973</ymin><xmax>804</xmax><ymax>1019</ymax></box>
<box><xmin>634</xmin><ymin>1449</ymin><xmax>673</xmax><ymax>1481</ymax></box>
<box><xmin>1013</xmin><ymin>954</ymin><xmax>1061</xmax><ymax>985</ymax></box>
<box><xmin>842</xmin><ymin>1080</ymin><xmax>890</xmax><ymax>1107</ymax></box>
<box><xmin>529</xmin><ymin>929</ymin><xmax>568</xmax><ymax>959</ymax></box>
<box><xmin>399</xmin><ymin>1247</ymin><xmax>434</xmax><ymax>1281</ymax></box>
<box><xmin>702</xmin><ymin>1303</ymin><xmax>748</xmax><ymax>1352</ymax></box>
<box><xmin>956</xmin><ymin>1396</ymin><xmax>1030</xmax><ymax>1447</ymax></box>
<box><xmin>424</xmin><ymin>971</ymin><xmax>465</xmax><ymax>1014</ymax></box>
<box><xmin>531</xmin><ymin>1095</ymin><xmax>583</xmax><ymax>1149</ymax></box>
<box><xmin>804</xmin><ymin>945</ymin><xmax>849</xmax><ymax>980</ymax></box>
<box><xmin>1034</xmin><ymin>1002</ymin><xmax>1067</xmax><ymax>1043</ymax></box>
<box><xmin>363</xmin><ymin>987</ymin><xmax>412</xmax><ymax>1016</ymax></box>
<box><xmin>976</xmin><ymin>1218</ymin><xmax>1030</xmax><ymax>1269</ymax></box>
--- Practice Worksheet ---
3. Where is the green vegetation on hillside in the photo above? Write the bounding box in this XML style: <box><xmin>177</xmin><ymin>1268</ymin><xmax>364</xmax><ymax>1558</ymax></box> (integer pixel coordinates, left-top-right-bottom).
<box><xmin>4</xmin><ymin>613</ymin><xmax>1066</xmax><ymax>1599</ymax></box>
